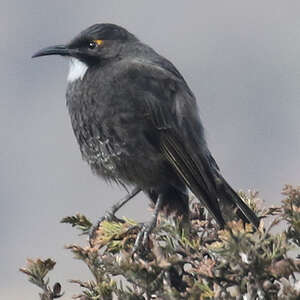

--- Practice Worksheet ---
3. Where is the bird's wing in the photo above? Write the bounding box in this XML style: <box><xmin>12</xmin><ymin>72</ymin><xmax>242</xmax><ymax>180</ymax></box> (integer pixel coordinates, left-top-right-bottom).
<box><xmin>123</xmin><ymin>58</ymin><xmax>225</xmax><ymax>226</ymax></box>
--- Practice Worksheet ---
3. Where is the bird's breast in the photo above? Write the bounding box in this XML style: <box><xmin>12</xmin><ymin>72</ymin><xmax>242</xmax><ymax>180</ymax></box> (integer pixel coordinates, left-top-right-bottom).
<box><xmin>65</xmin><ymin>69</ymin><xmax>170</xmax><ymax>187</ymax></box>
<box><xmin>66</xmin><ymin>77</ymin><xmax>143</xmax><ymax>178</ymax></box>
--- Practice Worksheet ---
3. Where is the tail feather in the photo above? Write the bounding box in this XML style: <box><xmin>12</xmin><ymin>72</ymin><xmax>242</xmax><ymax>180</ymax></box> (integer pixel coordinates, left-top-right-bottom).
<box><xmin>160</xmin><ymin>130</ymin><xmax>259</xmax><ymax>229</ymax></box>
<box><xmin>223</xmin><ymin>179</ymin><xmax>260</xmax><ymax>228</ymax></box>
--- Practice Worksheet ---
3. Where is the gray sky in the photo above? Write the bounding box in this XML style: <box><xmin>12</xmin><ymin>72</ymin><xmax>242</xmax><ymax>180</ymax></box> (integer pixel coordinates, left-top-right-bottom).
<box><xmin>1</xmin><ymin>1</ymin><xmax>300</xmax><ymax>299</ymax></box>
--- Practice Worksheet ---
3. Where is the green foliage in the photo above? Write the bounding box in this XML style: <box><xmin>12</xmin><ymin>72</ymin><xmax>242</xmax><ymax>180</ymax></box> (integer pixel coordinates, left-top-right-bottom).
<box><xmin>20</xmin><ymin>258</ymin><xmax>63</xmax><ymax>299</ymax></box>
<box><xmin>61</xmin><ymin>213</ymin><xmax>93</xmax><ymax>235</ymax></box>
<box><xmin>281</xmin><ymin>185</ymin><xmax>300</xmax><ymax>248</ymax></box>
<box><xmin>21</xmin><ymin>185</ymin><xmax>300</xmax><ymax>299</ymax></box>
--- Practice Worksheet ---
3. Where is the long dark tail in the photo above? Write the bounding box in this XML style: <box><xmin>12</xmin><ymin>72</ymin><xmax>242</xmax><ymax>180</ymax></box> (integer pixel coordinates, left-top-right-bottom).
<box><xmin>160</xmin><ymin>131</ymin><xmax>259</xmax><ymax>229</ymax></box>
<box><xmin>216</xmin><ymin>175</ymin><xmax>260</xmax><ymax>228</ymax></box>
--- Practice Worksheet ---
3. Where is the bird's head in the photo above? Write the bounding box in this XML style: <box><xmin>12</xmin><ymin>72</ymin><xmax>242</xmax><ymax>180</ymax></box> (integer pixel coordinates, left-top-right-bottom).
<box><xmin>32</xmin><ymin>23</ymin><xmax>138</xmax><ymax>81</ymax></box>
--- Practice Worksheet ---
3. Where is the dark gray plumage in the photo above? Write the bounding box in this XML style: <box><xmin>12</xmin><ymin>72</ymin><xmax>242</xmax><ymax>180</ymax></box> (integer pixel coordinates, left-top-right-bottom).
<box><xmin>33</xmin><ymin>23</ymin><xmax>259</xmax><ymax>229</ymax></box>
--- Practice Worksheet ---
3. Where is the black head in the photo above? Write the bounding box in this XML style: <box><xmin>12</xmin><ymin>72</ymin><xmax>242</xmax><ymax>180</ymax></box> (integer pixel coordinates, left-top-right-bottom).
<box><xmin>32</xmin><ymin>23</ymin><xmax>138</xmax><ymax>65</ymax></box>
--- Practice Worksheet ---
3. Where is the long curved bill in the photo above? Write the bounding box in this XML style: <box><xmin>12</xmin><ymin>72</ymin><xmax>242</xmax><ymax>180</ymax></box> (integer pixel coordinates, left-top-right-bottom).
<box><xmin>32</xmin><ymin>45</ymin><xmax>69</xmax><ymax>58</ymax></box>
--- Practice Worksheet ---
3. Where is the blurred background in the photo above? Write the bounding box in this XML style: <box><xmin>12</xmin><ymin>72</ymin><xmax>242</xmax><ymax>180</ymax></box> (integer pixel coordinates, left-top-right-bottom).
<box><xmin>1</xmin><ymin>1</ymin><xmax>299</xmax><ymax>298</ymax></box>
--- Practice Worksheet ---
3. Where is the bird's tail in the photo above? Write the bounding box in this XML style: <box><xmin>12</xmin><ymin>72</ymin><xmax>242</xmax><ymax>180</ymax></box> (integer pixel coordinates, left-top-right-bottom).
<box><xmin>216</xmin><ymin>175</ymin><xmax>260</xmax><ymax>228</ymax></box>
<box><xmin>160</xmin><ymin>130</ymin><xmax>259</xmax><ymax>228</ymax></box>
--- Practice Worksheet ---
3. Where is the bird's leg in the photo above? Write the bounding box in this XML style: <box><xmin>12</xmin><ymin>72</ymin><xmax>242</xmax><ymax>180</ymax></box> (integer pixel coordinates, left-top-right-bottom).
<box><xmin>89</xmin><ymin>187</ymin><xmax>141</xmax><ymax>244</ymax></box>
<box><xmin>132</xmin><ymin>194</ymin><xmax>163</xmax><ymax>253</ymax></box>
<box><xmin>109</xmin><ymin>187</ymin><xmax>142</xmax><ymax>217</ymax></box>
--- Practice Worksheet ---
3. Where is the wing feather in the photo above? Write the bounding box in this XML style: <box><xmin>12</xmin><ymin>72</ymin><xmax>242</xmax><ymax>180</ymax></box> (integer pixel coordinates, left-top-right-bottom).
<box><xmin>125</xmin><ymin>58</ymin><xmax>258</xmax><ymax>228</ymax></box>
<box><xmin>161</xmin><ymin>131</ymin><xmax>225</xmax><ymax>227</ymax></box>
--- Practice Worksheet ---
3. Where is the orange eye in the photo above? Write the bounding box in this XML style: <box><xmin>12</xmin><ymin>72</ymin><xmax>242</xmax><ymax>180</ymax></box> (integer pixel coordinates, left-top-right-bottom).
<box><xmin>95</xmin><ymin>40</ymin><xmax>103</xmax><ymax>45</ymax></box>
<box><xmin>88</xmin><ymin>40</ymin><xmax>103</xmax><ymax>50</ymax></box>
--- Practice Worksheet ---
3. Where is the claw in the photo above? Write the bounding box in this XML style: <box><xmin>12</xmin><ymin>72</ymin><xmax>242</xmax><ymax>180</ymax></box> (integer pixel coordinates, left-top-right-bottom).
<box><xmin>132</xmin><ymin>195</ymin><xmax>163</xmax><ymax>254</ymax></box>
<box><xmin>88</xmin><ymin>187</ymin><xmax>141</xmax><ymax>246</ymax></box>
<box><xmin>89</xmin><ymin>213</ymin><xmax>123</xmax><ymax>245</ymax></box>
<box><xmin>132</xmin><ymin>223</ymin><xmax>153</xmax><ymax>253</ymax></box>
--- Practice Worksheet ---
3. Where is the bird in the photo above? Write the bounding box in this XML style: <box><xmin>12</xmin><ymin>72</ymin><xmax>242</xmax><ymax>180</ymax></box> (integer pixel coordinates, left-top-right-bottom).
<box><xmin>32</xmin><ymin>23</ymin><xmax>259</xmax><ymax>247</ymax></box>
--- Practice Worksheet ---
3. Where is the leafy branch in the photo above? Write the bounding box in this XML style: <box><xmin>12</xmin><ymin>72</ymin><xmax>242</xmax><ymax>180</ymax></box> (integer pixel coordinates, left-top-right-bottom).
<box><xmin>21</xmin><ymin>185</ymin><xmax>300</xmax><ymax>299</ymax></box>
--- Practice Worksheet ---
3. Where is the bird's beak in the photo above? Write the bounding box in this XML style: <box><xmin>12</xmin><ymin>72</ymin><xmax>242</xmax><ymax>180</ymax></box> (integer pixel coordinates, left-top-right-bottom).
<box><xmin>32</xmin><ymin>44</ymin><xmax>70</xmax><ymax>58</ymax></box>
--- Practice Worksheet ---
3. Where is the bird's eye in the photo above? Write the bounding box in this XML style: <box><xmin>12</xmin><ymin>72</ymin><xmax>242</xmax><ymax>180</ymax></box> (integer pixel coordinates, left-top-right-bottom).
<box><xmin>88</xmin><ymin>41</ymin><xmax>97</xmax><ymax>49</ymax></box>
<box><xmin>88</xmin><ymin>40</ymin><xmax>103</xmax><ymax>50</ymax></box>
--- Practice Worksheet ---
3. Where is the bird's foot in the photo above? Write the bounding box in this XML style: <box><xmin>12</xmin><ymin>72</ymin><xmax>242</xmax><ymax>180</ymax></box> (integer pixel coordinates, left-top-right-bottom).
<box><xmin>132</xmin><ymin>221</ymin><xmax>156</xmax><ymax>253</ymax></box>
<box><xmin>89</xmin><ymin>212</ymin><xmax>124</xmax><ymax>246</ymax></box>
<box><xmin>132</xmin><ymin>195</ymin><xmax>163</xmax><ymax>254</ymax></box>
<box><xmin>89</xmin><ymin>187</ymin><xmax>141</xmax><ymax>246</ymax></box>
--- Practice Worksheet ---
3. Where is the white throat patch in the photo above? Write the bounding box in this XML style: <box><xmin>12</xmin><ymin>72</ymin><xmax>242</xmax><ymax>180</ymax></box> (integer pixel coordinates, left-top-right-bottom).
<box><xmin>67</xmin><ymin>58</ymin><xmax>88</xmax><ymax>82</ymax></box>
